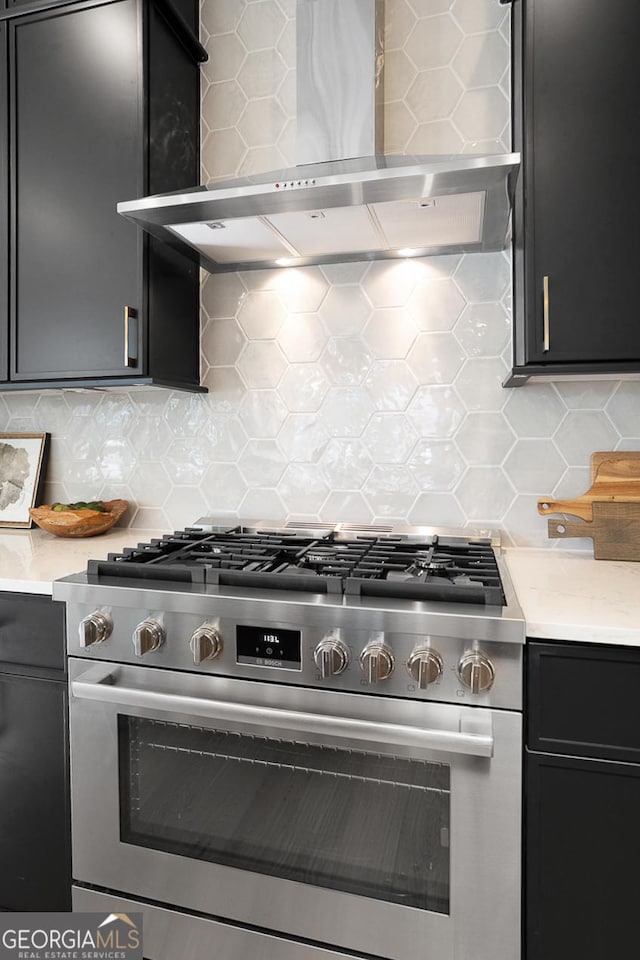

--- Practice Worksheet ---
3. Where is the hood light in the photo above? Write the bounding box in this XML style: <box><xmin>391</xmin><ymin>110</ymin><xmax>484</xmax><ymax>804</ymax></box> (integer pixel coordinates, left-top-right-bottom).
<box><xmin>275</xmin><ymin>257</ymin><xmax>297</xmax><ymax>267</ymax></box>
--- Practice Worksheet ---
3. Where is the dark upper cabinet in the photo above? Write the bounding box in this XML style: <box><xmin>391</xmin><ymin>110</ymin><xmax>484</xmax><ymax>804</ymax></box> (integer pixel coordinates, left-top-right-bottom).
<box><xmin>0</xmin><ymin>0</ymin><xmax>205</xmax><ymax>392</ymax></box>
<box><xmin>525</xmin><ymin>641</ymin><xmax>640</xmax><ymax>959</ymax></box>
<box><xmin>0</xmin><ymin>23</ymin><xmax>7</xmax><ymax>381</ymax></box>
<box><xmin>11</xmin><ymin>1</ymin><xmax>141</xmax><ymax>380</ymax></box>
<box><xmin>508</xmin><ymin>0</ymin><xmax>640</xmax><ymax>385</ymax></box>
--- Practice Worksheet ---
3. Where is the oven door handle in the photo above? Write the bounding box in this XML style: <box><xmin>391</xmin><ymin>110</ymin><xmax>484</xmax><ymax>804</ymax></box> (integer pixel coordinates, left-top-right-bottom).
<box><xmin>71</xmin><ymin>664</ymin><xmax>494</xmax><ymax>758</ymax></box>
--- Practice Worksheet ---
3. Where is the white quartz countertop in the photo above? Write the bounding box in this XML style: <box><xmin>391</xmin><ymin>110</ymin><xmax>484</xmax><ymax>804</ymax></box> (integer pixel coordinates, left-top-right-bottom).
<box><xmin>504</xmin><ymin>548</ymin><xmax>640</xmax><ymax>646</ymax></box>
<box><xmin>0</xmin><ymin>527</ymin><xmax>165</xmax><ymax>595</ymax></box>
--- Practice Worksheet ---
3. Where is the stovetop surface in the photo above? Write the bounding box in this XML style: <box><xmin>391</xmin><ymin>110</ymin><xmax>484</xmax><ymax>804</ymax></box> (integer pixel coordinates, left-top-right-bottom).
<box><xmin>87</xmin><ymin>520</ymin><xmax>507</xmax><ymax>607</ymax></box>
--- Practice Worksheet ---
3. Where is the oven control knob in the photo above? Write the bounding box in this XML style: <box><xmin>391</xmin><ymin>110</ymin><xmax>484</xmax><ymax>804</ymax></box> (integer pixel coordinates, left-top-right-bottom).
<box><xmin>78</xmin><ymin>611</ymin><xmax>112</xmax><ymax>648</ymax></box>
<box><xmin>360</xmin><ymin>640</ymin><xmax>394</xmax><ymax>684</ymax></box>
<box><xmin>457</xmin><ymin>650</ymin><xmax>495</xmax><ymax>694</ymax></box>
<box><xmin>407</xmin><ymin>647</ymin><xmax>443</xmax><ymax>689</ymax></box>
<box><xmin>190</xmin><ymin>624</ymin><xmax>223</xmax><ymax>664</ymax></box>
<box><xmin>314</xmin><ymin>636</ymin><xmax>349</xmax><ymax>678</ymax></box>
<box><xmin>132</xmin><ymin>619</ymin><xmax>165</xmax><ymax>657</ymax></box>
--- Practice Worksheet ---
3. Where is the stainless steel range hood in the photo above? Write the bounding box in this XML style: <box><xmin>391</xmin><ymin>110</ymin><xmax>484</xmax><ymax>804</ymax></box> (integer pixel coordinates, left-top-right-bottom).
<box><xmin>118</xmin><ymin>0</ymin><xmax>519</xmax><ymax>274</ymax></box>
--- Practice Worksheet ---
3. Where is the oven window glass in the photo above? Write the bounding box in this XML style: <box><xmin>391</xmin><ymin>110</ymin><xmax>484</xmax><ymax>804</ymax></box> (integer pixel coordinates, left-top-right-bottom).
<box><xmin>119</xmin><ymin>717</ymin><xmax>450</xmax><ymax>913</ymax></box>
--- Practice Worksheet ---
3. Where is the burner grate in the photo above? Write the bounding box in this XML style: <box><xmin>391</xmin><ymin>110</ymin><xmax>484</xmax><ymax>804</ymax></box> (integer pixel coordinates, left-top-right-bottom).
<box><xmin>87</xmin><ymin>529</ymin><xmax>505</xmax><ymax>605</ymax></box>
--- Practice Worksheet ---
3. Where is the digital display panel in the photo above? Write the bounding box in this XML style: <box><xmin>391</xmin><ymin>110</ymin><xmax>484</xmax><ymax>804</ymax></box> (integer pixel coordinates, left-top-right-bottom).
<box><xmin>236</xmin><ymin>624</ymin><xmax>302</xmax><ymax>670</ymax></box>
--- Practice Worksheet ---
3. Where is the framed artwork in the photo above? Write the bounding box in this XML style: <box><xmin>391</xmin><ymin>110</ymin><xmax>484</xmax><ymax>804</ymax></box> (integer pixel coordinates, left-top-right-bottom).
<box><xmin>0</xmin><ymin>433</ymin><xmax>50</xmax><ymax>528</ymax></box>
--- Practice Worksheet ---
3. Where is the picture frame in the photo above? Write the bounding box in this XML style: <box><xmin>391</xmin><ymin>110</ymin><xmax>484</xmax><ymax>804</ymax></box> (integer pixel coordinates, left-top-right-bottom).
<box><xmin>0</xmin><ymin>433</ymin><xmax>50</xmax><ymax>528</ymax></box>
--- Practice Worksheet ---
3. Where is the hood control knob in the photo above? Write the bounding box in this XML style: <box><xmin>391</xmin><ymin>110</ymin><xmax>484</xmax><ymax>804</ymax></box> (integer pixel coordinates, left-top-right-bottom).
<box><xmin>132</xmin><ymin>619</ymin><xmax>165</xmax><ymax>658</ymax></box>
<box><xmin>190</xmin><ymin>624</ymin><xmax>223</xmax><ymax>664</ymax></box>
<box><xmin>360</xmin><ymin>639</ymin><xmax>394</xmax><ymax>684</ymax></box>
<box><xmin>314</xmin><ymin>635</ymin><xmax>349</xmax><ymax>678</ymax></box>
<box><xmin>407</xmin><ymin>646</ymin><xmax>443</xmax><ymax>689</ymax></box>
<box><xmin>457</xmin><ymin>650</ymin><xmax>495</xmax><ymax>694</ymax></box>
<box><xmin>78</xmin><ymin>611</ymin><xmax>112</xmax><ymax>648</ymax></box>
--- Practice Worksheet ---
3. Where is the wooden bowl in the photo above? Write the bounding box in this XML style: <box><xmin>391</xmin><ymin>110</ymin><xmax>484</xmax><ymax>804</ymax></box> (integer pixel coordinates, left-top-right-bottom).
<box><xmin>29</xmin><ymin>499</ymin><xmax>129</xmax><ymax>538</ymax></box>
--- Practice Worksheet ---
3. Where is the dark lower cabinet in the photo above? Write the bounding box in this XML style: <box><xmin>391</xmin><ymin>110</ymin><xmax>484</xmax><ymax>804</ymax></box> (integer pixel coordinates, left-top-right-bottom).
<box><xmin>0</xmin><ymin>671</ymin><xmax>71</xmax><ymax>911</ymax></box>
<box><xmin>526</xmin><ymin>641</ymin><xmax>640</xmax><ymax>959</ymax></box>
<box><xmin>0</xmin><ymin>593</ymin><xmax>71</xmax><ymax>911</ymax></box>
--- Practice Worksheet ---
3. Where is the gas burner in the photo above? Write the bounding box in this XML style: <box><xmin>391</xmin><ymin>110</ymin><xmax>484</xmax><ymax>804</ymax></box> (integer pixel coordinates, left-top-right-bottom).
<box><xmin>305</xmin><ymin>552</ymin><xmax>332</xmax><ymax>563</ymax></box>
<box><xmin>412</xmin><ymin>557</ymin><xmax>455</xmax><ymax>573</ymax></box>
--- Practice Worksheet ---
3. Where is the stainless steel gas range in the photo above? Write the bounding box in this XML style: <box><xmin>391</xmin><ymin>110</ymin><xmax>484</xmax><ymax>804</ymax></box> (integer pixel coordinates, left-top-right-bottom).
<box><xmin>54</xmin><ymin>520</ymin><xmax>525</xmax><ymax>960</ymax></box>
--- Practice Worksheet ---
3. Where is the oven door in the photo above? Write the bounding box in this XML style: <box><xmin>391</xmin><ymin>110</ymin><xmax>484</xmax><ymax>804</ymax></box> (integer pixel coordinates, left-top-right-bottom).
<box><xmin>69</xmin><ymin>658</ymin><xmax>521</xmax><ymax>960</ymax></box>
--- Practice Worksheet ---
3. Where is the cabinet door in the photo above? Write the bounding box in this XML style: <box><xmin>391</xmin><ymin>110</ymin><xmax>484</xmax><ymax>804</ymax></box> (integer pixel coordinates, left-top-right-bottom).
<box><xmin>526</xmin><ymin>751</ymin><xmax>640</xmax><ymax>960</ymax></box>
<box><xmin>9</xmin><ymin>0</ymin><xmax>143</xmax><ymax>380</ymax></box>
<box><xmin>527</xmin><ymin>641</ymin><xmax>640</xmax><ymax>763</ymax></box>
<box><xmin>0</xmin><ymin>22</ymin><xmax>7</xmax><ymax>381</ymax></box>
<box><xmin>0</xmin><ymin>671</ymin><xmax>71</xmax><ymax>910</ymax></box>
<box><xmin>0</xmin><ymin>591</ymin><xmax>65</xmax><ymax>672</ymax></box>
<box><xmin>521</xmin><ymin>0</ymin><xmax>640</xmax><ymax>365</ymax></box>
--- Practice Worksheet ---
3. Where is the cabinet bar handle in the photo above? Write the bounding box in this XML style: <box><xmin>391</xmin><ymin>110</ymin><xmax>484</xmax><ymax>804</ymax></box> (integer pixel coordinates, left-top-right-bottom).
<box><xmin>124</xmin><ymin>306</ymin><xmax>137</xmax><ymax>368</ymax></box>
<box><xmin>542</xmin><ymin>275</ymin><xmax>550</xmax><ymax>352</ymax></box>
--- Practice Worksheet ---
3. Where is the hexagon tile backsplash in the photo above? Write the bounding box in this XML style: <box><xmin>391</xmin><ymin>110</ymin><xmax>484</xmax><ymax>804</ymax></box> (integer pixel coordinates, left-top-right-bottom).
<box><xmin>2</xmin><ymin>0</ymin><xmax>639</xmax><ymax>547</ymax></box>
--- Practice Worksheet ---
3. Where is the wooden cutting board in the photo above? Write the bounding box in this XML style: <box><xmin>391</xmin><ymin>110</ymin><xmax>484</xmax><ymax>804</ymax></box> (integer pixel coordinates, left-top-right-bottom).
<box><xmin>589</xmin><ymin>451</ymin><xmax>640</xmax><ymax>482</ymax></box>
<box><xmin>538</xmin><ymin>451</ymin><xmax>640</xmax><ymax>521</ymax></box>
<box><xmin>547</xmin><ymin>501</ymin><xmax>640</xmax><ymax>560</ymax></box>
